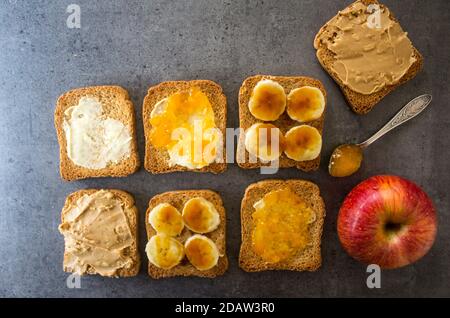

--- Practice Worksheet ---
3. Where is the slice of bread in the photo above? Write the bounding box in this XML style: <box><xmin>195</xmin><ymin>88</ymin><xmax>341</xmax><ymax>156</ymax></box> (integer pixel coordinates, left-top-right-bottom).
<box><xmin>145</xmin><ymin>189</ymin><xmax>228</xmax><ymax>278</ymax></box>
<box><xmin>60</xmin><ymin>189</ymin><xmax>140</xmax><ymax>277</ymax></box>
<box><xmin>54</xmin><ymin>85</ymin><xmax>140</xmax><ymax>181</ymax></box>
<box><xmin>314</xmin><ymin>0</ymin><xmax>424</xmax><ymax>115</ymax></box>
<box><xmin>143</xmin><ymin>80</ymin><xmax>227</xmax><ymax>174</ymax></box>
<box><xmin>237</xmin><ymin>75</ymin><xmax>327</xmax><ymax>171</ymax></box>
<box><xmin>239</xmin><ymin>179</ymin><xmax>325</xmax><ymax>272</ymax></box>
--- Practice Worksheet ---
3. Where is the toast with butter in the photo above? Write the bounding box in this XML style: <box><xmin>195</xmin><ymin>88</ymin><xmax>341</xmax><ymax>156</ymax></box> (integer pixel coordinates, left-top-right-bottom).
<box><xmin>239</xmin><ymin>179</ymin><xmax>325</xmax><ymax>272</ymax></box>
<box><xmin>54</xmin><ymin>86</ymin><xmax>140</xmax><ymax>181</ymax></box>
<box><xmin>314</xmin><ymin>0</ymin><xmax>424</xmax><ymax>114</ymax></box>
<box><xmin>237</xmin><ymin>75</ymin><xmax>327</xmax><ymax>171</ymax></box>
<box><xmin>145</xmin><ymin>189</ymin><xmax>228</xmax><ymax>278</ymax></box>
<box><xmin>143</xmin><ymin>80</ymin><xmax>227</xmax><ymax>174</ymax></box>
<box><xmin>59</xmin><ymin>189</ymin><xmax>140</xmax><ymax>277</ymax></box>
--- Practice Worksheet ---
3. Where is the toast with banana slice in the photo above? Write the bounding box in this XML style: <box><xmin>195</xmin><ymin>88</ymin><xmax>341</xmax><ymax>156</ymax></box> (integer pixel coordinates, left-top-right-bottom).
<box><xmin>237</xmin><ymin>75</ymin><xmax>327</xmax><ymax>171</ymax></box>
<box><xmin>145</xmin><ymin>189</ymin><xmax>228</xmax><ymax>279</ymax></box>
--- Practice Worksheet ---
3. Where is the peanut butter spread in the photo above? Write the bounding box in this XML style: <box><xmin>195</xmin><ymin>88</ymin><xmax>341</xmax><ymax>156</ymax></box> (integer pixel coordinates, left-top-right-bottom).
<box><xmin>59</xmin><ymin>190</ymin><xmax>134</xmax><ymax>276</ymax></box>
<box><xmin>314</xmin><ymin>1</ymin><xmax>416</xmax><ymax>95</ymax></box>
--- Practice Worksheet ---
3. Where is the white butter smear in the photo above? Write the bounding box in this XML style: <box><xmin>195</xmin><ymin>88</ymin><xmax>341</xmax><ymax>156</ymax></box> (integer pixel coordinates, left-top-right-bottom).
<box><xmin>63</xmin><ymin>97</ymin><xmax>132</xmax><ymax>169</ymax></box>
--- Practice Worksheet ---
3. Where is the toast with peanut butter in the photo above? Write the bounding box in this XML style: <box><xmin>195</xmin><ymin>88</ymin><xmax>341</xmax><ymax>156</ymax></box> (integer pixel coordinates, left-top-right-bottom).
<box><xmin>145</xmin><ymin>189</ymin><xmax>228</xmax><ymax>279</ymax></box>
<box><xmin>239</xmin><ymin>179</ymin><xmax>325</xmax><ymax>272</ymax></box>
<box><xmin>314</xmin><ymin>0</ymin><xmax>424</xmax><ymax>114</ymax></box>
<box><xmin>237</xmin><ymin>75</ymin><xmax>327</xmax><ymax>171</ymax></box>
<box><xmin>54</xmin><ymin>86</ymin><xmax>140</xmax><ymax>181</ymax></box>
<box><xmin>143</xmin><ymin>80</ymin><xmax>227</xmax><ymax>174</ymax></box>
<box><xmin>59</xmin><ymin>189</ymin><xmax>140</xmax><ymax>277</ymax></box>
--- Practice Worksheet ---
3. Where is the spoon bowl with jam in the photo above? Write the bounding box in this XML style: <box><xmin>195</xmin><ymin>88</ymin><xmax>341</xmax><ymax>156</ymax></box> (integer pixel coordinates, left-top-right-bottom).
<box><xmin>329</xmin><ymin>94</ymin><xmax>432</xmax><ymax>178</ymax></box>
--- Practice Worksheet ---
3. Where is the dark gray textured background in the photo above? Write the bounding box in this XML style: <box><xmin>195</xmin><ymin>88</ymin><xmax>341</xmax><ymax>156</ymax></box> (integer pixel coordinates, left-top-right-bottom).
<box><xmin>0</xmin><ymin>0</ymin><xmax>449</xmax><ymax>297</ymax></box>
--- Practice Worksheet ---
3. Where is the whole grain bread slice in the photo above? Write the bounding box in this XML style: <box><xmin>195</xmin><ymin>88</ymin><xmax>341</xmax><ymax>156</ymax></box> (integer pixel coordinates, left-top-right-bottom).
<box><xmin>239</xmin><ymin>179</ymin><xmax>325</xmax><ymax>272</ymax></box>
<box><xmin>54</xmin><ymin>85</ymin><xmax>140</xmax><ymax>181</ymax></box>
<box><xmin>314</xmin><ymin>0</ymin><xmax>424</xmax><ymax>115</ymax></box>
<box><xmin>145</xmin><ymin>189</ymin><xmax>228</xmax><ymax>279</ymax></box>
<box><xmin>143</xmin><ymin>80</ymin><xmax>227</xmax><ymax>174</ymax></box>
<box><xmin>60</xmin><ymin>189</ymin><xmax>140</xmax><ymax>277</ymax></box>
<box><xmin>237</xmin><ymin>75</ymin><xmax>327</xmax><ymax>171</ymax></box>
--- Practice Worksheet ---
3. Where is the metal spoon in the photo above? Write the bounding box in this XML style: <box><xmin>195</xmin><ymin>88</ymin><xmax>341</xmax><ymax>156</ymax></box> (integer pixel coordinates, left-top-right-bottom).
<box><xmin>329</xmin><ymin>94</ymin><xmax>433</xmax><ymax>177</ymax></box>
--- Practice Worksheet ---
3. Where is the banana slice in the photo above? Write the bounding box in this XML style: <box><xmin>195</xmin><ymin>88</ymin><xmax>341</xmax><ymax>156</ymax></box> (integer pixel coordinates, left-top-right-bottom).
<box><xmin>284</xmin><ymin>125</ymin><xmax>322</xmax><ymax>161</ymax></box>
<box><xmin>148</xmin><ymin>203</ymin><xmax>184</xmax><ymax>236</ymax></box>
<box><xmin>244</xmin><ymin>123</ymin><xmax>285</xmax><ymax>162</ymax></box>
<box><xmin>287</xmin><ymin>86</ymin><xmax>325</xmax><ymax>122</ymax></box>
<box><xmin>182</xmin><ymin>197</ymin><xmax>220</xmax><ymax>234</ymax></box>
<box><xmin>248</xmin><ymin>79</ymin><xmax>286</xmax><ymax>121</ymax></box>
<box><xmin>184</xmin><ymin>234</ymin><xmax>219</xmax><ymax>271</ymax></box>
<box><xmin>145</xmin><ymin>234</ymin><xmax>185</xmax><ymax>269</ymax></box>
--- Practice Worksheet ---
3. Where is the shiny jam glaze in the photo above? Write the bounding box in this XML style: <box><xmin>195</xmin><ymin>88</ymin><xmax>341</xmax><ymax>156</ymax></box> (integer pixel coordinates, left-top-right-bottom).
<box><xmin>329</xmin><ymin>144</ymin><xmax>363</xmax><ymax>177</ymax></box>
<box><xmin>252</xmin><ymin>188</ymin><xmax>315</xmax><ymax>263</ymax></box>
<box><xmin>149</xmin><ymin>87</ymin><xmax>218</xmax><ymax>167</ymax></box>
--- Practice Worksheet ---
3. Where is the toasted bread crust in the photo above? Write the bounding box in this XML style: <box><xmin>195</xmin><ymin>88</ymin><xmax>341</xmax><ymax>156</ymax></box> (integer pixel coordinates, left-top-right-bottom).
<box><xmin>143</xmin><ymin>80</ymin><xmax>227</xmax><ymax>174</ymax></box>
<box><xmin>54</xmin><ymin>85</ymin><xmax>140</xmax><ymax>181</ymax></box>
<box><xmin>314</xmin><ymin>0</ymin><xmax>424</xmax><ymax>115</ymax></box>
<box><xmin>239</xmin><ymin>179</ymin><xmax>325</xmax><ymax>272</ymax></box>
<box><xmin>237</xmin><ymin>75</ymin><xmax>327</xmax><ymax>171</ymax></box>
<box><xmin>60</xmin><ymin>189</ymin><xmax>140</xmax><ymax>277</ymax></box>
<box><xmin>145</xmin><ymin>189</ymin><xmax>228</xmax><ymax>279</ymax></box>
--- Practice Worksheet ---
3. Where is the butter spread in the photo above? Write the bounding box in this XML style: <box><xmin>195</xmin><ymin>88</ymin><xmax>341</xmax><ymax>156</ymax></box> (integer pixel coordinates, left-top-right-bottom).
<box><xmin>314</xmin><ymin>0</ymin><xmax>416</xmax><ymax>95</ymax></box>
<box><xmin>63</xmin><ymin>97</ymin><xmax>132</xmax><ymax>169</ymax></box>
<box><xmin>58</xmin><ymin>190</ymin><xmax>134</xmax><ymax>276</ymax></box>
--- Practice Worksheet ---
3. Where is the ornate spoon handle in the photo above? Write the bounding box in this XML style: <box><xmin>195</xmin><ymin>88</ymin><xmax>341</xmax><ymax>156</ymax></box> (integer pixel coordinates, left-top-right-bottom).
<box><xmin>357</xmin><ymin>94</ymin><xmax>432</xmax><ymax>149</ymax></box>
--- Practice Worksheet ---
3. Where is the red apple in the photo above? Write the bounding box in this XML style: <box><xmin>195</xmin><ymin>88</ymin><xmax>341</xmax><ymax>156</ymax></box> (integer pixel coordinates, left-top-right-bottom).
<box><xmin>338</xmin><ymin>175</ymin><xmax>437</xmax><ymax>269</ymax></box>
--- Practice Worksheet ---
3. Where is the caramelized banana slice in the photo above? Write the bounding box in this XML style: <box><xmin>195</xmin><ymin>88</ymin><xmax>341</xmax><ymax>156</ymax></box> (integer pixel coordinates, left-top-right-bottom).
<box><xmin>182</xmin><ymin>197</ymin><xmax>220</xmax><ymax>234</ymax></box>
<box><xmin>287</xmin><ymin>86</ymin><xmax>325</xmax><ymax>122</ymax></box>
<box><xmin>284</xmin><ymin>125</ymin><xmax>322</xmax><ymax>161</ymax></box>
<box><xmin>184</xmin><ymin>234</ymin><xmax>219</xmax><ymax>270</ymax></box>
<box><xmin>145</xmin><ymin>234</ymin><xmax>184</xmax><ymax>269</ymax></box>
<box><xmin>248</xmin><ymin>79</ymin><xmax>286</xmax><ymax>121</ymax></box>
<box><xmin>244</xmin><ymin>123</ymin><xmax>285</xmax><ymax>162</ymax></box>
<box><xmin>148</xmin><ymin>203</ymin><xmax>184</xmax><ymax>236</ymax></box>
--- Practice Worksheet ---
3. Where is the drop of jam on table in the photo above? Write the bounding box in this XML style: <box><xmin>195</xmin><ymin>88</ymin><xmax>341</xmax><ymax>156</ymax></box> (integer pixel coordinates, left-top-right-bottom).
<box><xmin>328</xmin><ymin>144</ymin><xmax>363</xmax><ymax>177</ymax></box>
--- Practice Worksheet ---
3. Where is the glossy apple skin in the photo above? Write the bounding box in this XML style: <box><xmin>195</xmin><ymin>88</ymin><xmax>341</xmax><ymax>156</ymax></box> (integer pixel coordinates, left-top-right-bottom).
<box><xmin>338</xmin><ymin>175</ymin><xmax>437</xmax><ymax>269</ymax></box>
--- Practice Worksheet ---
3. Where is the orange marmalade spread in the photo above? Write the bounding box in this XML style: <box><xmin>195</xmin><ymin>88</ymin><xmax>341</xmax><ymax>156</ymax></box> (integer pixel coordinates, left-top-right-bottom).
<box><xmin>329</xmin><ymin>144</ymin><xmax>363</xmax><ymax>177</ymax></box>
<box><xmin>251</xmin><ymin>188</ymin><xmax>315</xmax><ymax>263</ymax></box>
<box><xmin>149</xmin><ymin>87</ymin><xmax>220</xmax><ymax>169</ymax></box>
<box><xmin>314</xmin><ymin>0</ymin><xmax>416</xmax><ymax>95</ymax></box>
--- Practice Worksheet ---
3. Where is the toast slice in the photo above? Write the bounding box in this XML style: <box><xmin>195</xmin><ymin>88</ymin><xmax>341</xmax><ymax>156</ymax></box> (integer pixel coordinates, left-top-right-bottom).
<box><xmin>59</xmin><ymin>189</ymin><xmax>140</xmax><ymax>277</ymax></box>
<box><xmin>143</xmin><ymin>80</ymin><xmax>227</xmax><ymax>174</ymax></box>
<box><xmin>54</xmin><ymin>85</ymin><xmax>140</xmax><ymax>181</ymax></box>
<box><xmin>237</xmin><ymin>75</ymin><xmax>327</xmax><ymax>171</ymax></box>
<box><xmin>239</xmin><ymin>179</ymin><xmax>325</xmax><ymax>272</ymax></box>
<box><xmin>314</xmin><ymin>0</ymin><xmax>424</xmax><ymax>115</ymax></box>
<box><xmin>145</xmin><ymin>189</ymin><xmax>228</xmax><ymax>278</ymax></box>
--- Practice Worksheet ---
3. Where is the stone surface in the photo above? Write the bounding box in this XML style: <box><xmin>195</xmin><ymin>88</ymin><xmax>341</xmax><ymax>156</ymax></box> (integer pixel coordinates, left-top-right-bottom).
<box><xmin>0</xmin><ymin>0</ymin><xmax>448</xmax><ymax>297</ymax></box>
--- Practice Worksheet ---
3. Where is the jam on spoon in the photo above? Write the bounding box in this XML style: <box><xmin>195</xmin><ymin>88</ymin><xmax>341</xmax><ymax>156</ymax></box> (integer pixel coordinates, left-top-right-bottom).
<box><xmin>328</xmin><ymin>94</ymin><xmax>432</xmax><ymax>178</ymax></box>
<box><xmin>329</xmin><ymin>144</ymin><xmax>363</xmax><ymax>177</ymax></box>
